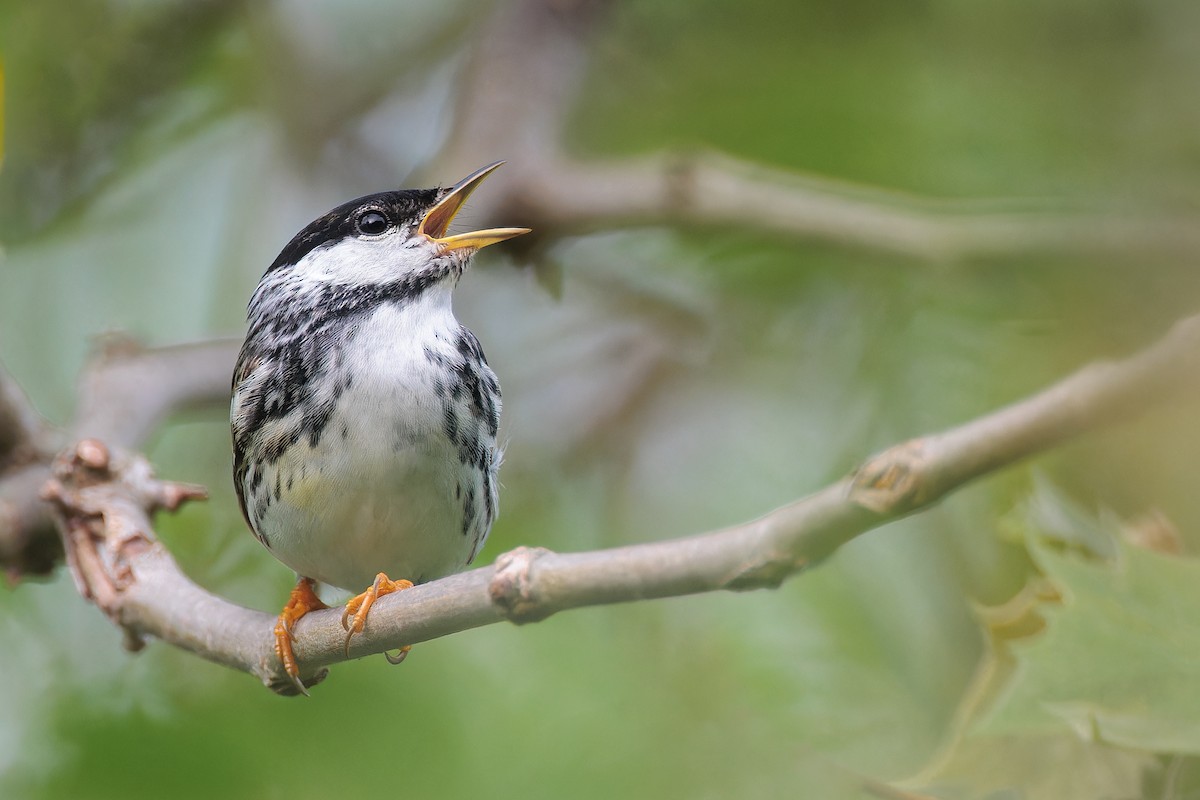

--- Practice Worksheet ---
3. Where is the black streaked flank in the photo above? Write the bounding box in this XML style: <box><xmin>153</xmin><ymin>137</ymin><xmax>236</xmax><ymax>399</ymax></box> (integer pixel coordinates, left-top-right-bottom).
<box><xmin>482</xmin><ymin>473</ymin><xmax>495</xmax><ymax>529</ymax></box>
<box><xmin>430</xmin><ymin>327</ymin><xmax>501</xmax><ymax>471</ymax></box>
<box><xmin>232</xmin><ymin>264</ymin><xmax>443</xmax><ymax>532</ymax></box>
<box><xmin>461</xmin><ymin>484</ymin><xmax>477</xmax><ymax>537</ymax></box>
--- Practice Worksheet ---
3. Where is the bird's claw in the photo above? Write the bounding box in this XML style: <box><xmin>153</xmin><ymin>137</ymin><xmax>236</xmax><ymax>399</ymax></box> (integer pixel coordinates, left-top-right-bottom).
<box><xmin>273</xmin><ymin>577</ymin><xmax>327</xmax><ymax>696</ymax></box>
<box><xmin>341</xmin><ymin>572</ymin><xmax>413</xmax><ymax>658</ymax></box>
<box><xmin>385</xmin><ymin>646</ymin><xmax>412</xmax><ymax>665</ymax></box>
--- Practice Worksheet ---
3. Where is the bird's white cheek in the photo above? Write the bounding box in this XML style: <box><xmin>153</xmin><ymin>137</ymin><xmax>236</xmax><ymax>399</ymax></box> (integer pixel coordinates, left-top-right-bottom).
<box><xmin>293</xmin><ymin>235</ymin><xmax>434</xmax><ymax>288</ymax></box>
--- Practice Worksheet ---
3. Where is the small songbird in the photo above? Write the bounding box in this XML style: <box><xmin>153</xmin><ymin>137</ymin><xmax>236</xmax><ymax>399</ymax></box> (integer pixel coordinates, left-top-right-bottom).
<box><xmin>231</xmin><ymin>162</ymin><xmax>529</xmax><ymax>694</ymax></box>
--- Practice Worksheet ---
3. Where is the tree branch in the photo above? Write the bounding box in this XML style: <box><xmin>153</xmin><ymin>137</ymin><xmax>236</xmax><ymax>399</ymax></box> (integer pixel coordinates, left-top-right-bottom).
<box><xmin>72</xmin><ymin>335</ymin><xmax>241</xmax><ymax>444</ymax></box>
<box><xmin>428</xmin><ymin>0</ymin><xmax>1200</xmax><ymax>263</ymax></box>
<box><xmin>9</xmin><ymin>0</ymin><xmax>1200</xmax><ymax>694</ymax></box>
<box><xmin>0</xmin><ymin>364</ymin><xmax>54</xmax><ymax>463</ymax></box>
<box><xmin>35</xmin><ymin>313</ymin><xmax>1200</xmax><ymax>694</ymax></box>
<box><xmin>510</xmin><ymin>154</ymin><xmax>1200</xmax><ymax>262</ymax></box>
<box><xmin>0</xmin><ymin>337</ymin><xmax>240</xmax><ymax>578</ymax></box>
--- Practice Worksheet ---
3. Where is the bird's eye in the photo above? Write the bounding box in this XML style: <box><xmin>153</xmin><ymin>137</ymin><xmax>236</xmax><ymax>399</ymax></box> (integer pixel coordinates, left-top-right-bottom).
<box><xmin>356</xmin><ymin>210</ymin><xmax>389</xmax><ymax>236</ymax></box>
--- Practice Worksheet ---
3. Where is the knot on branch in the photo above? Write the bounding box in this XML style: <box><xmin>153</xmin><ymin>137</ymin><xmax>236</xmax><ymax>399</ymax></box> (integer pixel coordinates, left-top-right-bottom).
<box><xmin>40</xmin><ymin>439</ymin><xmax>207</xmax><ymax>647</ymax></box>
<box><xmin>489</xmin><ymin>546</ymin><xmax>555</xmax><ymax>624</ymax></box>
<box><xmin>42</xmin><ymin>439</ymin><xmax>207</xmax><ymax>520</ymax></box>
<box><xmin>849</xmin><ymin>438</ymin><xmax>935</xmax><ymax>516</ymax></box>
<box><xmin>664</xmin><ymin>151</ymin><xmax>699</xmax><ymax>214</ymax></box>
<box><xmin>722</xmin><ymin>551</ymin><xmax>806</xmax><ymax>591</ymax></box>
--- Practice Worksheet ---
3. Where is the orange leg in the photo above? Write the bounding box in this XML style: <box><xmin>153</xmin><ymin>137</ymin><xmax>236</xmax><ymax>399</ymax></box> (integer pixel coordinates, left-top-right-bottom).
<box><xmin>275</xmin><ymin>576</ymin><xmax>328</xmax><ymax>696</ymax></box>
<box><xmin>341</xmin><ymin>572</ymin><xmax>413</xmax><ymax>658</ymax></box>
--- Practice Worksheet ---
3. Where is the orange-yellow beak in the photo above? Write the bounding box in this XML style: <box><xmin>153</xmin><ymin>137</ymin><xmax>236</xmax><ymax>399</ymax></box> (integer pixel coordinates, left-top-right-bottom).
<box><xmin>418</xmin><ymin>161</ymin><xmax>530</xmax><ymax>252</ymax></box>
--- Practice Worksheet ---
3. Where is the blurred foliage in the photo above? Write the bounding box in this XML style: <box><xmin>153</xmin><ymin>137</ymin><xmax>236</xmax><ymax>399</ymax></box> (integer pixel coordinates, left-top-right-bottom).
<box><xmin>912</xmin><ymin>485</ymin><xmax>1200</xmax><ymax>799</ymax></box>
<box><xmin>981</xmin><ymin>499</ymin><xmax>1200</xmax><ymax>755</ymax></box>
<box><xmin>2</xmin><ymin>0</ymin><xmax>1200</xmax><ymax>798</ymax></box>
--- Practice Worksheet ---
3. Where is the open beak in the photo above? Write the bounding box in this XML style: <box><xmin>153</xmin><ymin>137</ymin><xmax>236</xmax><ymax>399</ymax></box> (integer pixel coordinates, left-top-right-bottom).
<box><xmin>418</xmin><ymin>161</ymin><xmax>531</xmax><ymax>253</ymax></box>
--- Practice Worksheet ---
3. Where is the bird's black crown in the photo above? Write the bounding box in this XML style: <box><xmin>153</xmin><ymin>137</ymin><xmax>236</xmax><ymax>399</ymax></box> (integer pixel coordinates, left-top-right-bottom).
<box><xmin>267</xmin><ymin>188</ymin><xmax>442</xmax><ymax>273</ymax></box>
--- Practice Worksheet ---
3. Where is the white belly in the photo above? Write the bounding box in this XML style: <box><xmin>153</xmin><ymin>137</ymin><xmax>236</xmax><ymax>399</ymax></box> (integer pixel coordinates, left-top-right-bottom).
<box><xmin>259</xmin><ymin>419</ymin><xmax>475</xmax><ymax>589</ymax></box>
<box><xmin>248</xmin><ymin>300</ymin><xmax>496</xmax><ymax>590</ymax></box>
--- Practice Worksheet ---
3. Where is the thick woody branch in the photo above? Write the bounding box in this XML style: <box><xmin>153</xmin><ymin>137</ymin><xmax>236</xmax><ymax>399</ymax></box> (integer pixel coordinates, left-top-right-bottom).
<box><xmin>0</xmin><ymin>368</ymin><xmax>61</xmax><ymax>576</ymax></box>
<box><xmin>10</xmin><ymin>0</ymin><xmax>1200</xmax><ymax>694</ymax></box>
<box><xmin>0</xmin><ymin>338</ymin><xmax>240</xmax><ymax>577</ymax></box>
<box><xmin>41</xmin><ymin>441</ymin><xmax>208</xmax><ymax>648</ymax></box>
<box><xmin>0</xmin><ymin>366</ymin><xmax>54</xmax><ymax>462</ymax></box>
<box><xmin>431</xmin><ymin>0</ymin><xmax>607</xmax><ymax>179</ymax></box>
<box><xmin>39</xmin><ymin>313</ymin><xmax>1200</xmax><ymax>694</ymax></box>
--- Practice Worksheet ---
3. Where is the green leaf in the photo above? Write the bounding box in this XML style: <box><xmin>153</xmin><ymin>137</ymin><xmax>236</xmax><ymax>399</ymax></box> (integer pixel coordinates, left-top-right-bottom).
<box><xmin>908</xmin><ymin>486</ymin><xmax>1200</xmax><ymax>797</ymax></box>
<box><xmin>979</xmin><ymin>534</ymin><xmax>1200</xmax><ymax>754</ymax></box>
<box><xmin>915</xmin><ymin>732</ymin><xmax>1153</xmax><ymax>800</ymax></box>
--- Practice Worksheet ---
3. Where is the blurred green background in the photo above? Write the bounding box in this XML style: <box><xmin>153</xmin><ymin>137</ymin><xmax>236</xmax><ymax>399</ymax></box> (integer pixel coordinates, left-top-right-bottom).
<box><xmin>3</xmin><ymin>1</ymin><xmax>1200</xmax><ymax>798</ymax></box>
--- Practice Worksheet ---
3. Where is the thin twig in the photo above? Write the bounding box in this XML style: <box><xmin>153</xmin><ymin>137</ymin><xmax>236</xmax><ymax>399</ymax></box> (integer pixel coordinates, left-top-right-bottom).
<box><xmin>510</xmin><ymin>155</ymin><xmax>1200</xmax><ymax>262</ymax></box>
<box><xmin>429</xmin><ymin>0</ymin><xmax>1200</xmax><ymax>263</ymax></box>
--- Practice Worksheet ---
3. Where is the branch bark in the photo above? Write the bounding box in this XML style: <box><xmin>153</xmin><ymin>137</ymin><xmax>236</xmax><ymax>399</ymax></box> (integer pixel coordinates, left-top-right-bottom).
<box><xmin>0</xmin><ymin>366</ymin><xmax>61</xmax><ymax>576</ymax></box>
<box><xmin>7</xmin><ymin>0</ymin><xmax>1200</xmax><ymax>695</ymax></box>
<box><xmin>72</xmin><ymin>335</ymin><xmax>241</xmax><ymax>445</ymax></box>
<box><xmin>426</xmin><ymin>0</ymin><xmax>1200</xmax><ymax>263</ymax></box>
<box><xmin>33</xmin><ymin>313</ymin><xmax>1200</xmax><ymax>694</ymax></box>
<box><xmin>509</xmin><ymin>155</ymin><xmax>1200</xmax><ymax>262</ymax></box>
<box><xmin>0</xmin><ymin>365</ymin><xmax>54</xmax><ymax>462</ymax></box>
<box><xmin>0</xmin><ymin>337</ymin><xmax>240</xmax><ymax>578</ymax></box>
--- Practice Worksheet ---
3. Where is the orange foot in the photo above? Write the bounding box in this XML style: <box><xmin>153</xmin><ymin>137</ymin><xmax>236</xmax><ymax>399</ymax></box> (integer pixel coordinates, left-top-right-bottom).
<box><xmin>341</xmin><ymin>572</ymin><xmax>414</xmax><ymax>661</ymax></box>
<box><xmin>275</xmin><ymin>576</ymin><xmax>328</xmax><ymax>696</ymax></box>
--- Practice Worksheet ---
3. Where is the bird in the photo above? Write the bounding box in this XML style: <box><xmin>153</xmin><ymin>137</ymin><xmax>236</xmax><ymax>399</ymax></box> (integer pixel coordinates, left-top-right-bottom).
<box><xmin>230</xmin><ymin>161</ymin><xmax>529</xmax><ymax>694</ymax></box>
